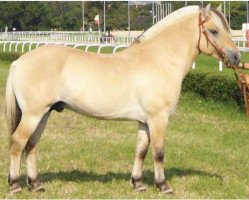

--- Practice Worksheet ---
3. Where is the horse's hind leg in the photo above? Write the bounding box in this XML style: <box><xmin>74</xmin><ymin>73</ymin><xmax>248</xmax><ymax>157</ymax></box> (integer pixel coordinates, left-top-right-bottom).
<box><xmin>24</xmin><ymin>112</ymin><xmax>50</xmax><ymax>192</ymax></box>
<box><xmin>131</xmin><ymin>122</ymin><xmax>150</xmax><ymax>192</ymax></box>
<box><xmin>9</xmin><ymin>113</ymin><xmax>44</xmax><ymax>194</ymax></box>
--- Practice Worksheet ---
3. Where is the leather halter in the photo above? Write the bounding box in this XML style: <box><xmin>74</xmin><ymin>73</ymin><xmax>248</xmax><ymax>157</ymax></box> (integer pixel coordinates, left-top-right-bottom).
<box><xmin>197</xmin><ymin>13</ymin><xmax>226</xmax><ymax>64</ymax></box>
<box><xmin>197</xmin><ymin>13</ymin><xmax>242</xmax><ymax>73</ymax></box>
<box><xmin>197</xmin><ymin>13</ymin><xmax>241</xmax><ymax>79</ymax></box>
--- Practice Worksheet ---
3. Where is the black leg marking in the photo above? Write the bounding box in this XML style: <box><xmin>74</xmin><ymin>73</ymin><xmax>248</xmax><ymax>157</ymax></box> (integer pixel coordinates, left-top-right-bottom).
<box><xmin>155</xmin><ymin>180</ymin><xmax>173</xmax><ymax>194</ymax></box>
<box><xmin>8</xmin><ymin>175</ymin><xmax>21</xmax><ymax>194</ymax></box>
<box><xmin>130</xmin><ymin>176</ymin><xmax>146</xmax><ymax>192</ymax></box>
<box><xmin>131</xmin><ymin>176</ymin><xmax>142</xmax><ymax>186</ymax></box>
<box><xmin>27</xmin><ymin>176</ymin><xmax>45</xmax><ymax>192</ymax></box>
<box><xmin>139</xmin><ymin>148</ymin><xmax>148</xmax><ymax>160</ymax></box>
<box><xmin>154</xmin><ymin>149</ymin><xmax>164</xmax><ymax>163</ymax></box>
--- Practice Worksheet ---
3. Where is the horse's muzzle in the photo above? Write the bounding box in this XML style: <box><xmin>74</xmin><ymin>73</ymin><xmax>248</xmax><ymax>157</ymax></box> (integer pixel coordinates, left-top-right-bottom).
<box><xmin>224</xmin><ymin>48</ymin><xmax>241</xmax><ymax>66</ymax></box>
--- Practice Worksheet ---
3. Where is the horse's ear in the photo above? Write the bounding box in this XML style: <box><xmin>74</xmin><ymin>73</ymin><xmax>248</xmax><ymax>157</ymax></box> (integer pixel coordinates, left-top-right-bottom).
<box><xmin>202</xmin><ymin>3</ymin><xmax>211</xmax><ymax>18</ymax></box>
<box><xmin>216</xmin><ymin>4</ymin><xmax>222</xmax><ymax>13</ymax></box>
<box><xmin>205</xmin><ymin>4</ymin><xmax>211</xmax><ymax>15</ymax></box>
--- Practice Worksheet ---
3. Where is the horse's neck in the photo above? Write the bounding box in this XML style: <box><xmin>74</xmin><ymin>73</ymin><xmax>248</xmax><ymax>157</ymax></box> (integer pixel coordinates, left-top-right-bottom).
<box><xmin>134</xmin><ymin>13</ymin><xmax>200</xmax><ymax>78</ymax></box>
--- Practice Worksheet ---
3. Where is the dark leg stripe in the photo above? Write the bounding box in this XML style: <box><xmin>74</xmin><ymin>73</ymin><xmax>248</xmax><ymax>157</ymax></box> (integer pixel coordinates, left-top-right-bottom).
<box><xmin>155</xmin><ymin>180</ymin><xmax>166</xmax><ymax>189</ymax></box>
<box><xmin>139</xmin><ymin>148</ymin><xmax>148</xmax><ymax>160</ymax></box>
<box><xmin>154</xmin><ymin>149</ymin><xmax>164</xmax><ymax>162</ymax></box>
<box><xmin>131</xmin><ymin>176</ymin><xmax>142</xmax><ymax>185</ymax></box>
<box><xmin>25</xmin><ymin>142</ymin><xmax>36</xmax><ymax>153</ymax></box>
<box><xmin>28</xmin><ymin>176</ymin><xmax>39</xmax><ymax>186</ymax></box>
<box><xmin>8</xmin><ymin>175</ymin><xmax>19</xmax><ymax>186</ymax></box>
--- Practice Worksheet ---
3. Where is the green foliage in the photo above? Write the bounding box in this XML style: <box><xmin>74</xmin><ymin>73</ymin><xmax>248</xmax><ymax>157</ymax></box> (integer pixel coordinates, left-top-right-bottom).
<box><xmin>230</xmin><ymin>2</ymin><xmax>246</xmax><ymax>30</ymax></box>
<box><xmin>0</xmin><ymin>1</ymin><xmax>247</xmax><ymax>32</ymax></box>
<box><xmin>183</xmin><ymin>71</ymin><xmax>244</xmax><ymax>109</ymax></box>
<box><xmin>104</xmin><ymin>2</ymin><xmax>129</xmax><ymax>30</ymax></box>
<box><xmin>181</xmin><ymin>52</ymin><xmax>249</xmax><ymax>111</ymax></box>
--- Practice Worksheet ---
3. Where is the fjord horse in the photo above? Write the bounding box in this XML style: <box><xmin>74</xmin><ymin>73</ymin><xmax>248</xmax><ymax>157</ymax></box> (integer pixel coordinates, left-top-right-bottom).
<box><xmin>6</xmin><ymin>5</ymin><xmax>240</xmax><ymax>194</ymax></box>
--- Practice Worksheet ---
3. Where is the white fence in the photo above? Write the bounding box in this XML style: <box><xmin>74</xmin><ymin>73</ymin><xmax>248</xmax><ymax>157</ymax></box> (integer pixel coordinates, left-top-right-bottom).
<box><xmin>0</xmin><ymin>40</ymin><xmax>129</xmax><ymax>54</ymax></box>
<box><xmin>233</xmin><ymin>37</ymin><xmax>249</xmax><ymax>52</ymax></box>
<box><xmin>0</xmin><ymin>31</ymin><xmax>136</xmax><ymax>46</ymax></box>
<box><xmin>2</xmin><ymin>31</ymin><xmax>248</xmax><ymax>51</ymax></box>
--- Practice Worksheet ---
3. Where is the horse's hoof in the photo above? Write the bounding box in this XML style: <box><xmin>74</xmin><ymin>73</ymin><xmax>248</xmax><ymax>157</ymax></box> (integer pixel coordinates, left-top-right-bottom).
<box><xmin>161</xmin><ymin>187</ymin><xmax>173</xmax><ymax>194</ymax></box>
<box><xmin>133</xmin><ymin>185</ymin><xmax>146</xmax><ymax>192</ymax></box>
<box><xmin>8</xmin><ymin>176</ymin><xmax>22</xmax><ymax>195</ymax></box>
<box><xmin>156</xmin><ymin>181</ymin><xmax>173</xmax><ymax>195</ymax></box>
<box><xmin>30</xmin><ymin>184</ymin><xmax>45</xmax><ymax>193</ymax></box>
<box><xmin>28</xmin><ymin>177</ymin><xmax>45</xmax><ymax>192</ymax></box>
<box><xmin>9</xmin><ymin>185</ymin><xmax>22</xmax><ymax>195</ymax></box>
<box><xmin>130</xmin><ymin>176</ymin><xmax>146</xmax><ymax>192</ymax></box>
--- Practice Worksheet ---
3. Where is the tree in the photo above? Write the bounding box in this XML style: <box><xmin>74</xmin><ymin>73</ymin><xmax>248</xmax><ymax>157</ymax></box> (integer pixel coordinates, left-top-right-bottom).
<box><xmin>0</xmin><ymin>1</ymin><xmax>247</xmax><ymax>32</ymax></box>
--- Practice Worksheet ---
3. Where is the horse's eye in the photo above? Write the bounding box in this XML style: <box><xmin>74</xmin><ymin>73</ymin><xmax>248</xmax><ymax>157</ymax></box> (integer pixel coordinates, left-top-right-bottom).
<box><xmin>210</xmin><ymin>29</ymin><xmax>218</xmax><ymax>35</ymax></box>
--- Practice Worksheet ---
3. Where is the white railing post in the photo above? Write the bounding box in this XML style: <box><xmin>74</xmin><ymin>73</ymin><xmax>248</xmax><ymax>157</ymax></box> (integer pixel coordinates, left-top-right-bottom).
<box><xmin>219</xmin><ymin>61</ymin><xmax>223</xmax><ymax>72</ymax></box>
<box><xmin>192</xmin><ymin>62</ymin><xmax>196</xmax><ymax>69</ymax></box>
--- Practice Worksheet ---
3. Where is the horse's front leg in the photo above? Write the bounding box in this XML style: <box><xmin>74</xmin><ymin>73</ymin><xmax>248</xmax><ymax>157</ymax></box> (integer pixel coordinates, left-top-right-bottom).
<box><xmin>148</xmin><ymin>113</ymin><xmax>173</xmax><ymax>194</ymax></box>
<box><xmin>131</xmin><ymin>122</ymin><xmax>150</xmax><ymax>192</ymax></box>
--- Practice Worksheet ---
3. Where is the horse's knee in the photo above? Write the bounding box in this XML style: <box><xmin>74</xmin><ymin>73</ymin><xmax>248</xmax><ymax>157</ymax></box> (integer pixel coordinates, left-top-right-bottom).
<box><xmin>10</xmin><ymin>134</ymin><xmax>25</xmax><ymax>156</ymax></box>
<box><xmin>154</xmin><ymin>148</ymin><xmax>164</xmax><ymax>163</ymax></box>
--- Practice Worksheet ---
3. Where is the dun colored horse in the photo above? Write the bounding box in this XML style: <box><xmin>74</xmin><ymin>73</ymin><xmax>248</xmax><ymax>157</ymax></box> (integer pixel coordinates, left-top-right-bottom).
<box><xmin>6</xmin><ymin>5</ymin><xmax>240</xmax><ymax>194</ymax></box>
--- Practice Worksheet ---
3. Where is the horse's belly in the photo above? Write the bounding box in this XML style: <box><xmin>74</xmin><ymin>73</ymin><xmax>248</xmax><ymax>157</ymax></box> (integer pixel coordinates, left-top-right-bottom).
<box><xmin>66</xmin><ymin>99</ymin><xmax>146</xmax><ymax>122</ymax></box>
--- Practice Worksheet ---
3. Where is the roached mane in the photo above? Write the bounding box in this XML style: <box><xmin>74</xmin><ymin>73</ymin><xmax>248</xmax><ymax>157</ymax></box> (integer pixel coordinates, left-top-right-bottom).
<box><xmin>134</xmin><ymin>5</ymin><xmax>230</xmax><ymax>44</ymax></box>
<box><xmin>138</xmin><ymin>6</ymin><xmax>200</xmax><ymax>42</ymax></box>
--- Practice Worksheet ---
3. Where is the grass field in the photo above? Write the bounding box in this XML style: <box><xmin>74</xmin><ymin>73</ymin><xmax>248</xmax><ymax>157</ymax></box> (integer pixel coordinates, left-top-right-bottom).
<box><xmin>0</xmin><ymin>52</ymin><xmax>248</xmax><ymax>198</ymax></box>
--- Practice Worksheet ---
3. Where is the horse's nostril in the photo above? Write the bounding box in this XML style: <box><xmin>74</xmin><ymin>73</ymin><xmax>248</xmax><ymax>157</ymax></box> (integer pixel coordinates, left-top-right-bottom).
<box><xmin>233</xmin><ymin>52</ymin><xmax>241</xmax><ymax>64</ymax></box>
<box><xmin>234</xmin><ymin>55</ymin><xmax>238</xmax><ymax>61</ymax></box>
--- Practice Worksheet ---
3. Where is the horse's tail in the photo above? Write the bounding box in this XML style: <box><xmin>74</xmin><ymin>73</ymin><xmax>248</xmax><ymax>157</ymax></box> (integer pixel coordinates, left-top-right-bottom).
<box><xmin>5</xmin><ymin>62</ymin><xmax>22</xmax><ymax>137</ymax></box>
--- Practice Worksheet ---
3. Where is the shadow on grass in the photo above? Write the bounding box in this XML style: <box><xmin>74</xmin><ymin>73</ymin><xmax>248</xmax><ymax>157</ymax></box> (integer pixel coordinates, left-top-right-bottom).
<box><xmin>38</xmin><ymin>167</ymin><xmax>222</xmax><ymax>185</ymax></box>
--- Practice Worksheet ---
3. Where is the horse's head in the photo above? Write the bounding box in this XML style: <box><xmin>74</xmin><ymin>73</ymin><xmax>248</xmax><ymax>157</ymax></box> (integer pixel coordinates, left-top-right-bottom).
<box><xmin>198</xmin><ymin>4</ymin><xmax>240</xmax><ymax>66</ymax></box>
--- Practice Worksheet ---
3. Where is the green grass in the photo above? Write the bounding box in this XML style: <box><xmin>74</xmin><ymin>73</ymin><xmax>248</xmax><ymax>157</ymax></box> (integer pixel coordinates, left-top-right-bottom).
<box><xmin>0</xmin><ymin>54</ymin><xmax>248</xmax><ymax>198</ymax></box>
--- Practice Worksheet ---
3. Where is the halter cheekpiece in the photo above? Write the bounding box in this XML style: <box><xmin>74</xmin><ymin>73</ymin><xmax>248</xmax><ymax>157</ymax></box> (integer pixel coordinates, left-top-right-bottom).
<box><xmin>197</xmin><ymin>13</ymin><xmax>227</xmax><ymax>65</ymax></box>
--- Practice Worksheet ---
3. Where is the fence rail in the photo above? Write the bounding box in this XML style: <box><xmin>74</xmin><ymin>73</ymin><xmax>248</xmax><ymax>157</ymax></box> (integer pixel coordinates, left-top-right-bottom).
<box><xmin>0</xmin><ymin>40</ymin><xmax>129</xmax><ymax>54</ymax></box>
<box><xmin>0</xmin><ymin>31</ymin><xmax>136</xmax><ymax>46</ymax></box>
<box><xmin>2</xmin><ymin>31</ymin><xmax>248</xmax><ymax>51</ymax></box>
<box><xmin>233</xmin><ymin>38</ymin><xmax>249</xmax><ymax>52</ymax></box>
